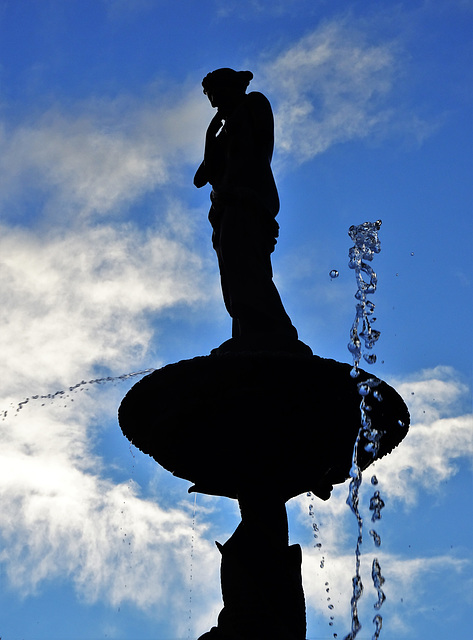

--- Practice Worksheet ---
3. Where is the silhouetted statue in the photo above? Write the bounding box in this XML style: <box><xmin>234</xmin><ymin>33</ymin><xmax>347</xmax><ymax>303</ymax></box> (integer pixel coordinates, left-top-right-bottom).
<box><xmin>118</xmin><ymin>68</ymin><xmax>410</xmax><ymax>640</ymax></box>
<box><xmin>194</xmin><ymin>68</ymin><xmax>298</xmax><ymax>349</ymax></box>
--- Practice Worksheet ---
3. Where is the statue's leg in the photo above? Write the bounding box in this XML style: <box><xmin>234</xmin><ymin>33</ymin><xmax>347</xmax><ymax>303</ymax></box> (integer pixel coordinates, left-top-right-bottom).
<box><xmin>212</xmin><ymin>221</ymin><xmax>239</xmax><ymax>338</ymax></box>
<box><xmin>217</xmin><ymin>204</ymin><xmax>297</xmax><ymax>339</ymax></box>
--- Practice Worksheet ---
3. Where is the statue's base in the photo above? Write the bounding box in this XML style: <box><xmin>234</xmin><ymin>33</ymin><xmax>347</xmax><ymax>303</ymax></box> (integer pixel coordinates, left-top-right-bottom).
<box><xmin>211</xmin><ymin>334</ymin><xmax>313</xmax><ymax>357</ymax></box>
<box><xmin>198</xmin><ymin>531</ymin><xmax>307</xmax><ymax>640</ymax></box>
<box><xmin>118</xmin><ymin>348</ymin><xmax>409</xmax><ymax>501</ymax></box>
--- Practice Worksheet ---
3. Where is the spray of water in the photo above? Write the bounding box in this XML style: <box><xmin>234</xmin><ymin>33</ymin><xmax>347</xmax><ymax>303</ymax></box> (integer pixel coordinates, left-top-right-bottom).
<box><xmin>2</xmin><ymin>368</ymin><xmax>157</xmax><ymax>419</ymax></box>
<box><xmin>344</xmin><ymin>220</ymin><xmax>386</xmax><ymax>640</ymax></box>
<box><xmin>307</xmin><ymin>491</ymin><xmax>335</xmax><ymax>634</ymax></box>
<box><xmin>347</xmin><ymin>220</ymin><xmax>382</xmax><ymax>378</ymax></box>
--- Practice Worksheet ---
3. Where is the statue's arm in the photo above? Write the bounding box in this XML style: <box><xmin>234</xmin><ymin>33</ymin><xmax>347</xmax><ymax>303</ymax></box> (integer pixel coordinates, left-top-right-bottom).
<box><xmin>246</xmin><ymin>92</ymin><xmax>275</xmax><ymax>159</ymax></box>
<box><xmin>193</xmin><ymin>113</ymin><xmax>224</xmax><ymax>188</ymax></box>
<box><xmin>223</xmin><ymin>92</ymin><xmax>274</xmax><ymax>160</ymax></box>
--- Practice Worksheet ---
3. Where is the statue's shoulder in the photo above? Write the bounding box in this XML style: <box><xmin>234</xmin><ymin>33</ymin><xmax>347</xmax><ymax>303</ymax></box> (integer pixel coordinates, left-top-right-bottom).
<box><xmin>246</xmin><ymin>91</ymin><xmax>271</xmax><ymax>109</ymax></box>
<box><xmin>245</xmin><ymin>92</ymin><xmax>274</xmax><ymax>125</ymax></box>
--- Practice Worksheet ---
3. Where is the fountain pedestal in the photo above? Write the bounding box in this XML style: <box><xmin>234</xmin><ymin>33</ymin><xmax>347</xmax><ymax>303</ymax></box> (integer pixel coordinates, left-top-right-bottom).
<box><xmin>200</xmin><ymin>532</ymin><xmax>306</xmax><ymax>640</ymax></box>
<box><xmin>118</xmin><ymin>347</ymin><xmax>409</xmax><ymax>639</ymax></box>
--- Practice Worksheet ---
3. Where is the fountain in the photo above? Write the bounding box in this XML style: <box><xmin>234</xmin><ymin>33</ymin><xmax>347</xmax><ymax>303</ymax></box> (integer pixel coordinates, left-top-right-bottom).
<box><xmin>118</xmin><ymin>68</ymin><xmax>410</xmax><ymax>640</ymax></box>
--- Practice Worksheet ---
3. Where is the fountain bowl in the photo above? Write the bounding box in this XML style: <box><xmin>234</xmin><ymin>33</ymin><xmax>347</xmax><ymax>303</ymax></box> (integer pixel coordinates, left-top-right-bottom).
<box><xmin>118</xmin><ymin>351</ymin><xmax>410</xmax><ymax>501</ymax></box>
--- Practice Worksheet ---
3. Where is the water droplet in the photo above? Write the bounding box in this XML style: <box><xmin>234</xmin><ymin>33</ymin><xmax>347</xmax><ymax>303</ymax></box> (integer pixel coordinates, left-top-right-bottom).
<box><xmin>370</xmin><ymin>490</ymin><xmax>385</xmax><ymax>521</ymax></box>
<box><xmin>371</xmin><ymin>475</ymin><xmax>378</xmax><ymax>485</ymax></box>
<box><xmin>329</xmin><ymin>269</ymin><xmax>339</xmax><ymax>279</ymax></box>
<box><xmin>372</xmin><ymin>560</ymin><xmax>386</xmax><ymax>612</ymax></box>
<box><xmin>369</xmin><ymin>529</ymin><xmax>382</xmax><ymax>547</ymax></box>
<box><xmin>372</xmin><ymin>614</ymin><xmax>383</xmax><ymax>640</ymax></box>
<box><xmin>328</xmin><ymin>604</ymin><xmax>334</xmax><ymax>610</ymax></box>
<box><xmin>410</xmin><ymin>252</ymin><xmax>414</xmax><ymax>256</ymax></box>
<box><xmin>365</xmin><ymin>300</ymin><xmax>376</xmax><ymax>315</ymax></box>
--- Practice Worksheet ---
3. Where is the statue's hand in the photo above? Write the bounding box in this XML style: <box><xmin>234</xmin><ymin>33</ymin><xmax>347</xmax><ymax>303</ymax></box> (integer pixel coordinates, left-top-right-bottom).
<box><xmin>206</xmin><ymin>112</ymin><xmax>224</xmax><ymax>138</ymax></box>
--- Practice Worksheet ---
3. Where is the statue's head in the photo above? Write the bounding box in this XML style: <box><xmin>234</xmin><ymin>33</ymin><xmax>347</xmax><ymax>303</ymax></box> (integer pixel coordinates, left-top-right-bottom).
<box><xmin>202</xmin><ymin>68</ymin><xmax>253</xmax><ymax>113</ymax></box>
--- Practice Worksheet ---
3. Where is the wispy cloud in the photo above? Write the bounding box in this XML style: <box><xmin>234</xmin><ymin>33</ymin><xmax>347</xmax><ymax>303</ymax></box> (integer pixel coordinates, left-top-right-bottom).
<box><xmin>0</xmin><ymin>86</ymin><xmax>210</xmax><ymax>223</ymax></box>
<box><xmin>0</xmin><ymin>219</ymin><xmax>212</xmax><ymax>395</ymax></box>
<box><xmin>301</xmin><ymin>544</ymin><xmax>468</xmax><ymax>633</ymax></box>
<box><xmin>0</xmin><ymin>74</ymin><xmax>220</xmax><ymax>635</ymax></box>
<box><xmin>0</xmin><ymin>393</ymin><xmax>221</xmax><ymax>635</ymax></box>
<box><xmin>0</xmin><ymin>16</ymin><xmax>434</xmax><ymax>225</ymax></box>
<box><xmin>374</xmin><ymin>366</ymin><xmax>473</xmax><ymax>505</ymax></box>
<box><xmin>258</xmin><ymin>18</ymin><xmax>433</xmax><ymax>167</ymax></box>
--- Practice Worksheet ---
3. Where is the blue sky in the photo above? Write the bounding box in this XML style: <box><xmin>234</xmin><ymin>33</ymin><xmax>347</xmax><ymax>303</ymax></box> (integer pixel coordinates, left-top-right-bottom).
<box><xmin>0</xmin><ymin>1</ymin><xmax>471</xmax><ymax>639</ymax></box>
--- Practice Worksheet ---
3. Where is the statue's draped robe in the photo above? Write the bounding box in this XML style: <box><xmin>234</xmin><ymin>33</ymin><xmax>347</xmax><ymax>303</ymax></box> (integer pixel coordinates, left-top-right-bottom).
<box><xmin>202</xmin><ymin>92</ymin><xmax>297</xmax><ymax>340</ymax></box>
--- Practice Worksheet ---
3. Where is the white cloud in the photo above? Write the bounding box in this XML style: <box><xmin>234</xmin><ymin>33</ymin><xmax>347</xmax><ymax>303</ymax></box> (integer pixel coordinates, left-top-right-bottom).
<box><xmin>0</xmin><ymin>218</ymin><xmax>213</xmax><ymax>396</ymax></box>
<box><xmin>0</xmin><ymin>85</ymin><xmax>210</xmax><ymax>222</ymax></box>
<box><xmin>0</xmin><ymin>395</ymin><xmax>221</xmax><ymax>634</ymax></box>
<box><xmin>0</xmin><ymin>143</ymin><xmax>221</xmax><ymax>632</ymax></box>
<box><xmin>0</xmin><ymin>75</ymin><xmax>221</xmax><ymax>635</ymax></box>
<box><xmin>258</xmin><ymin>19</ymin><xmax>432</xmax><ymax>167</ymax></box>
<box><xmin>0</xmin><ymin>16</ymin><xmax>434</xmax><ymax>224</ymax></box>
<box><xmin>372</xmin><ymin>367</ymin><xmax>473</xmax><ymax>505</ymax></box>
<box><xmin>301</xmin><ymin>543</ymin><xmax>468</xmax><ymax>636</ymax></box>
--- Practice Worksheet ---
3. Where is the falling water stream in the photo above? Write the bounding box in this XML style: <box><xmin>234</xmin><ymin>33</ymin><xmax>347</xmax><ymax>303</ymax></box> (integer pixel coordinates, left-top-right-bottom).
<box><xmin>344</xmin><ymin>220</ymin><xmax>386</xmax><ymax>640</ymax></box>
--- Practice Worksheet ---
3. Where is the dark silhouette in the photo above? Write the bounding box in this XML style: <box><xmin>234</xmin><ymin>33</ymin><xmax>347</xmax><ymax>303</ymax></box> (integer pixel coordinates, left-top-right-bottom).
<box><xmin>118</xmin><ymin>69</ymin><xmax>410</xmax><ymax>640</ymax></box>
<box><xmin>119</xmin><ymin>354</ymin><xmax>410</xmax><ymax>640</ymax></box>
<box><xmin>193</xmin><ymin>71</ymin><xmax>310</xmax><ymax>636</ymax></box>
<box><xmin>194</xmin><ymin>68</ymin><xmax>298</xmax><ymax>348</ymax></box>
